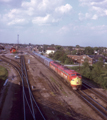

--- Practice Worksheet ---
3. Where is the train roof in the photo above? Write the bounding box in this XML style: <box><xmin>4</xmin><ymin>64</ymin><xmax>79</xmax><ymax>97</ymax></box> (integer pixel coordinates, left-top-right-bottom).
<box><xmin>51</xmin><ymin>61</ymin><xmax>79</xmax><ymax>75</ymax></box>
<box><xmin>44</xmin><ymin>57</ymin><xmax>53</xmax><ymax>62</ymax></box>
<box><xmin>59</xmin><ymin>65</ymin><xmax>76</xmax><ymax>75</ymax></box>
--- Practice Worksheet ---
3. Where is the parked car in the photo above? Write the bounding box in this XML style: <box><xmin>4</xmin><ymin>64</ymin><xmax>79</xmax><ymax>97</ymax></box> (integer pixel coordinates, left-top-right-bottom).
<box><xmin>14</xmin><ymin>55</ymin><xmax>20</xmax><ymax>59</ymax></box>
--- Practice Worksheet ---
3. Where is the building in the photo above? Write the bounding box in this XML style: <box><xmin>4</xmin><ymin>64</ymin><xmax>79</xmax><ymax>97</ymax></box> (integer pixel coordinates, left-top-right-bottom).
<box><xmin>10</xmin><ymin>48</ymin><xmax>17</xmax><ymax>53</ymax></box>
<box><xmin>0</xmin><ymin>46</ymin><xmax>4</xmax><ymax>50</ymax></box>
<box><xmin>46</xmin><ymin>47</ymin><xmax>55</xmax><ymax>54</ymax></box>
<box><xmin>68</xmin><ymin>55</ymin><xmax>106</xmax><ymax>65</ymax></box>
<box><xmin>88</xmin><ymin>55</ymin><xmax>105</xmax><ymax>64</ymax></box>
<box><xmin>67</xmin><ymin>55</ymin><xmax>93</xmax><ymax>65</ymax></box>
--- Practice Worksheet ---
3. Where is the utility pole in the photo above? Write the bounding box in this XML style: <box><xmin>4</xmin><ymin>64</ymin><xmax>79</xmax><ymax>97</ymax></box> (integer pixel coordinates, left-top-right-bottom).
<box><xmin>17</xmin><ymin>34</ymin><xmax>19</xmax><ymax>44</ymax></box>
<box><xmin>17</xmin><ymin>34</ymin><xmax>19</xmax><ymax>50</ymax></box>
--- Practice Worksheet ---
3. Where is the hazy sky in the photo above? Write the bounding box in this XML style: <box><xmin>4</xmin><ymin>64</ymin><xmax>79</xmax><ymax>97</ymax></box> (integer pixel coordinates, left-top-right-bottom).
<box><xmin>0</xmin><ymin>0</ymin><xmax>107</xmax><ymax>47</ymax></box>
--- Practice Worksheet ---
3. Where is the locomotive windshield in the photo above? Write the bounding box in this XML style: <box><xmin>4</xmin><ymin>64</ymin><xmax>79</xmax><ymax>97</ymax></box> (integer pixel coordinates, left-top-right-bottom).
<box><xmin>77</xmin><ymin>73</ymin><xmax>81</xmax><ymax>76</ymax></box>
<box><xmin>71</xmin><ymin>74</ymin><xmax>75</xmax><ymax>76</ymax></box>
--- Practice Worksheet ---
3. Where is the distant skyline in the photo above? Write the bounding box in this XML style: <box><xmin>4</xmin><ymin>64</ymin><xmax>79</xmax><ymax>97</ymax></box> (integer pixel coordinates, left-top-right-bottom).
<box><xmin>0</xmin><ymin>0</ymin><xmax>107</xmax><ymax>47</ymax></box>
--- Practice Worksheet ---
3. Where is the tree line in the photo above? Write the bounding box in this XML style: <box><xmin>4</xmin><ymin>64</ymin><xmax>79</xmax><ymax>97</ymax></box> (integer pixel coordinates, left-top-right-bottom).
<box><xmin>49</xmin><ymin>46</ymin><xmax>73</xmax><ymax>64</ymax></box>
<box><xmin>48</xmin><ymin>45</ymin><xmax>107</xmax><ymax>89</ymax></box>
<box><xmin>71</xmin><ymin>58</ymin><xmax>107</xmax><ymax>89</ymax></box>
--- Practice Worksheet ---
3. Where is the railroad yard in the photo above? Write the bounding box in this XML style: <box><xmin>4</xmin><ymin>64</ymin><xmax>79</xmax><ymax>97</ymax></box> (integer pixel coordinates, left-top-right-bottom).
<box><xmin>0</xmin><ymin>50</ymin><xmax>107</xmax><ymax>120</ymax></box>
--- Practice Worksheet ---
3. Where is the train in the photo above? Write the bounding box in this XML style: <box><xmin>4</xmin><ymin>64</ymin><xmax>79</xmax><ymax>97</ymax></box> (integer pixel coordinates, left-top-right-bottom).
<box><xmin>33</xmin><ymin>51</ymin><xmax>82</xmax><ymax>90</ymax></box>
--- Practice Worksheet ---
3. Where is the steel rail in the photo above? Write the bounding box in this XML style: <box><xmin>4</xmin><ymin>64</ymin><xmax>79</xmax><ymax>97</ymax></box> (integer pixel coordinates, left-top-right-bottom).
<box><xmin>20</xmin><ymin>58</ymin><xmax>26</xmax><ymax>120</ymax></box>
<box><xmin>21</xmin><ymin>56</ymin><xmax>36</xmax><ymax>120</ymax></box>
<box><xmin>83</xmin><ymin>81</ymin><xmax>107</xmax><ymax>103</ymax></box>
<box><xmin>21</xmin><ymin>56</ymin><xmax>46</xmax><ymax>120</ymax></box>
<box><xmin>31</xmin><ymin>94</ymin><xmax>46</xmax><ymax>120</ymax></box>
<box><xmin>21</xmin><ymin>54</ymin><xmax>46</xmax><ymax>120</ymax></box>
<box><xmin>81</xmin><ymin>90</ymin><xmax>107</xmax><ymax>112</ymax></box>
<box><xmin>77</xmin><ymin>90</ymin><xmax>107</xmax><ymax>120</ymax></box>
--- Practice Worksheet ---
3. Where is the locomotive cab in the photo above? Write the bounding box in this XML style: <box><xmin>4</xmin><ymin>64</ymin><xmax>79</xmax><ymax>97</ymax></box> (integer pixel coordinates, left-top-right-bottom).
<box><xmin>70</xmin><ymin>73</ymin><xmax>82</xmax><ymax>90</ymax></box>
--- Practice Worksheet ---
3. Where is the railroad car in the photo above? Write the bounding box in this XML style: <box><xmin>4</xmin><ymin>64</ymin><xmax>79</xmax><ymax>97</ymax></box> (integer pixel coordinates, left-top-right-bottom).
<box><xmin>44</xmin><ymin>57</ymin><xmax>53</xmax><ymax>66</ymax></box>
<box><xmin>33</xmin><ymin>51</ymin><xmax>82</xmax><ymax>90</ymax></box>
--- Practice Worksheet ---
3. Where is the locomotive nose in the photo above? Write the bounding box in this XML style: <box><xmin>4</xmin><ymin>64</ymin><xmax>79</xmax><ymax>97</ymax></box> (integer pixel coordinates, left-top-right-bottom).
<box><xmin>75</xmin><ymin>77</ymin><xmax>82</xmax><ymax>84</ymax></box>
<box><xmin>70</xmin><ymin>76</ymin><xmax>82</xmax><ymax>90</ymax></box>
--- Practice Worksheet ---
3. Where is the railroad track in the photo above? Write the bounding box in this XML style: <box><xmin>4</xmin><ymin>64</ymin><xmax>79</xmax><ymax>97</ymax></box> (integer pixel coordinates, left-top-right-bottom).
<box><xmin>82</xmin><ymin>81</ymin><xmax>107</xmax><ymax>104</ymax></box>
<box><xmin>0</xmin><ymin>55</ymin><xmax>46</xmax><ymax>120</ymax></box>
<box><xmin>74</xmin><ymin>89</ymin><xmax>107</xmax><ymax>120</ymax></box>
<box><xmin>28</xmin><ymin>51</ymin><xmax>107</xmax><ymax>120</ymax></box>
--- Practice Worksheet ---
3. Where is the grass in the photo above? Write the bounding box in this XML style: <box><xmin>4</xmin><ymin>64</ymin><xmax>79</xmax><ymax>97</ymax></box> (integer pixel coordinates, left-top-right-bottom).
<box><xmin>50</xmin><ymin>92</ymin><xmax>55</xmax><ymax>96</ymax></box>
<box><xmin>50</xmin><ymin>76</ymin><xmax>56</xmax><ymax>83</ymax></box>
<box><xmin>0</xmin><ymin>65</ymin><xmax>8</xmax><ymax>81</ymax></box>
<box><xmin>66</xmin><ymin>112</ymin><xmax>71</xmax><ymax>116</ymax></box>
<box><xmin>0</xmin><ymin>65</ymin><xmax>8</xmax><ymax>89</ymax></box>
<box><xmin>62</xmin><ymin>91</ymin><xmax>67</xmax><ymax>95</ymax></box>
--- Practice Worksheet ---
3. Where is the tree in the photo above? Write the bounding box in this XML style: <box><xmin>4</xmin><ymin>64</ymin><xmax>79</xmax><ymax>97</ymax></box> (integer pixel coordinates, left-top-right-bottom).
<box><xmin>91</xmin><ymin>63</ymin><xmax>102</xmax><ymax>82</ymax></box>
<box><xmin>72</xmin><ymin>50</ymin><xmax>77</xmax><ymax>55</ymax></box>
<box><xmin>68</xmin><ymin>46</ymin><xmax>73</xmax><ymax>51</ymax></box>
<box><xmin>84</xmin><ymin>47</ymin><xmax>94</xmax><ymax>55</ymax></box>
<box><xmin>96</xmin><ymin>57</ymin><xmax>103</xmax><ymax>68</ymax></box>
<box><xmin>76</xmin><ymin>45</ymin><xmax>80</xmax><ymax>48</ymax></box>
<box><xmin>55</xmin><ymin>46</ymin><xmax>63</xmax><ymax>50</ymax></box>
<box><xmin>81</xmin><ymin>60</ymin><xmax>91</xmax><ymax>79</ymax></box>
<box><xmin>49</xmin><ymin>53</ymin><xmax>53</xmax><ymax>58</ymax></box>
<box><xmin>65</xmin><ymin>57</ymin><xmax>73</xmax><ymax>64</ymax></box>
<box><xmin>43</xmin><ymin>44</ymin><xmax>48</xmax><ymax>52</ymax></box>
<box><xmin>65</xmin><ymin>49</ymin><xmax>71</xmax><ymax>55</ymax></box>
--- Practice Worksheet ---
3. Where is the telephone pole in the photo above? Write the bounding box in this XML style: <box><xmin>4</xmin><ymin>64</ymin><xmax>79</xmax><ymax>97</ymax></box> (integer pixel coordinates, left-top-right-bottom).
<box><xmin>17</xmin><ymin>34</ymin><xmax>19</xmax><ymax>44</ymax></box>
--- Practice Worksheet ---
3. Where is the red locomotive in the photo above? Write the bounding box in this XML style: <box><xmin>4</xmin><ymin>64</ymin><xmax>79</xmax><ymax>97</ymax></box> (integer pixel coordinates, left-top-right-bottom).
<box><xmin>50</xmin><ymin>61</ymin><xmax>82</xmax><ymax>90</ymax></box>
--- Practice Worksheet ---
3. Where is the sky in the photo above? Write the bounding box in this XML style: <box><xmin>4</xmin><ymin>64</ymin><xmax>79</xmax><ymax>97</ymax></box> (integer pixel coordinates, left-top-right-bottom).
<box><xmin>0</xmin><ymin>0</ymin><xmax>107</xmax><ymax>47</ymax></box>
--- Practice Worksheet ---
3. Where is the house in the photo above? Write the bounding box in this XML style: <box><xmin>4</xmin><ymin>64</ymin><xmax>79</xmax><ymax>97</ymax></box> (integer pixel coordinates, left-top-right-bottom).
<box><xmin>10</xmin><ymin>48</ymin><xmax>17</xmax><ymax>53</ymax></box>
<box><xmin>67</xmin><ymin>55</ymin><xmax>93</xmax><ymax>65</ymax></box>
<box><xmin>46</xmin><ymin>47</ymin><xmax>55</xmax><ymax>54</ymax></box>
<box><xmin>0</xmin><ymin>46</ymin><xmax>4</xmax><ymax>50</ymax></box>
<box><xmin>68</xmin><ymin>55</ymin><xmax>106</xmax><ymax>65</ymax></box>
<box><xmin>88</xmin><ymin>55</ymin><xmax>105</xmax><ymax>64</ymax></box>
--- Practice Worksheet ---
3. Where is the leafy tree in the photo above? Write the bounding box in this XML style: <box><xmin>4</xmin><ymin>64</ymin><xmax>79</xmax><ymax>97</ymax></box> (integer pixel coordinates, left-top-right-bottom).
<box><xmin>83</xmin><ymin>59</ymin><xmax>90</xmax><ymax>68</ymax></box>
<box><xmin>49</xmin><ymin>53</ymin><xmax>53</xmax><ymax>58</ymax></box>
<box><xmin>64</xmin><ymin>57</ymin><xmax>72</xmax><ymax>64</ymax></box>
<box><xmin>72</xmin><ymin>50</ymin><xmax>77</xmax><ymax>55</ymax></box>
<box><xmin>76</xmin><ymin>45</ymin><xmax>80</xmax><ymax>48</ymax></box>
<box><xmin>55</xmin><ymin>46</ymin><xmax>63</xmax><ymax>50</ymax></box>
<box><xmin>96</xmin><ymin>57</ymin><xmax>103</xmax><ymax>68</ymax></box>
<box><xmin>81</xmin><ymin>60</ymin><xmax>91</xmax><ymax>79</ymax></box>
<box><xmin>65</xmin><ymin>49</ymin><xmax>71</xmax><ymax>55</ymax></box>
<box><xmin>84</xmin><ymin>47</ymin><xmax>94</xmax><ymax>55</ymax></box>
<box><xmin>59</xmin><ymin>54</ymin><xmax>67</xmax><ymax>63</ymax></box>
<box><xmin>43</xmin><ymin>44</ymin><xmax>48</xmax><ymax>52</ymax></box>
<box><xmin>68</xmin><ymin>46</ymin><xmax>73</xmax><ymax>51</ymax></box>
<box><xmin>53</xmin><ymin>50</ymin><xmax>64</xmax><ymax>60</ymax></box>
<box><xmin>93</xmin><ymin>47</ymin><xmax>99</xmax><ymax>51</ymax></box>
<box><xmin>91</xmin><ymin>61</ymin><xmax>103</xmax><ymax>82</ymax></box>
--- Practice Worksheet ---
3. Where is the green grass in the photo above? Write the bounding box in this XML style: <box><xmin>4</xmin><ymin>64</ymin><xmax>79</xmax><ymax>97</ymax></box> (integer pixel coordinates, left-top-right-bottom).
<box><xmin>50</xmin><ymin>76</ymin><xmax>56</xmax><ymax>83</ymax></box>
<box><xmin>0</xmin><ymin>65</ymin><xmax>8</xmax><ymax>81</ymax></box>
<box><xmin>66</xmin><ymin>112</ymin><xmax>71</xmax><ymax>116</ymax></box>
<box><xmin>0</xmin><ymin>65</ymin><xmax>8</xmax><ymax>89</ymax></box>
<box><xmin>50</xmin><ymin>92</ymin><xmax>55</xmax><ymax>96</ymax></box>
